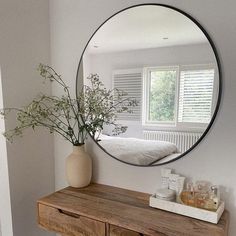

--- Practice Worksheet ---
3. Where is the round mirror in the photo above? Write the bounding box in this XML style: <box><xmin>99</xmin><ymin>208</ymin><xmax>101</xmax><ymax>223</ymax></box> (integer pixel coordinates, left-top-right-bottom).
<box><xmin>76</xmin><ymin>4</ymin><xmax>221</xmax><ymax>166</ymax></box>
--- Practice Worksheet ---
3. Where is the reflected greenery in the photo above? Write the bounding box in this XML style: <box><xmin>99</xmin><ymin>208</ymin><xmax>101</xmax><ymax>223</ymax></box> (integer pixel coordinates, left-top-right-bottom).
<box><xmin>149</xmin><ymin>70</ymin><xmax>176</xmax><ymax>122</ymax></box>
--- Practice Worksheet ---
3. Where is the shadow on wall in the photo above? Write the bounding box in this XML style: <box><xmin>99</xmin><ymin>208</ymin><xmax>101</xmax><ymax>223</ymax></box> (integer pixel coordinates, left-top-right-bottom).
<box><xmin>221</xmin><ymin>186</ymin><xmax>235</xmax><ymax>235</ymax></box>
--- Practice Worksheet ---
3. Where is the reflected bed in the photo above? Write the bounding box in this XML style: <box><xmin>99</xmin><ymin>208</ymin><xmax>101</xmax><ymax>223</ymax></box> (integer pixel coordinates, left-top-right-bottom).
<box><xmin>99</xmin><ymin>134</ymin><xmax>181</xmax><ymax>165</ymax></box>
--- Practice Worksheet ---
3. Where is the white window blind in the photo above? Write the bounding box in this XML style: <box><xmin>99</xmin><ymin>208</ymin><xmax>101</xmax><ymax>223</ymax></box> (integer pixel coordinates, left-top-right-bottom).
<box><xmin>113</xmin><ymin>69</ymin><xmax>142</xmax><ymax>121</ymax></box>
<box><xmin>178</xmin><ymin>68</ymin><xmax>214</xmax><ymax>123</ymax></box>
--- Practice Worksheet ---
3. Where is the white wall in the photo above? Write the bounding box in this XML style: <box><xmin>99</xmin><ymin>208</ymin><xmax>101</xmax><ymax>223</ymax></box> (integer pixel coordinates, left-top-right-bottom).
<box><xmin>0</xmin><ymin>1</ymin><xmax>55</xmax><ymax>236</ymax></box>
<box><xmin>50</xmin><ymin>1</ymin><xmax>236</xmax><ymax>235</ymax></box>
<box><xmin>0</xmin><ymin>69</ymin><xmax>12</xmax><ymax>236</ymax></box>
<box><xmin>86</xmin><ymin>43</ymin><xmax>215</xmax><ymax>87</ymax></box>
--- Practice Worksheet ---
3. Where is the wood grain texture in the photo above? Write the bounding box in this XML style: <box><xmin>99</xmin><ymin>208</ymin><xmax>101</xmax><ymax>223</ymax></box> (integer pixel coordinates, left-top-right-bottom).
<box><xmin>110</xmin><ymin>225</ymin><xmax>149</xmax><ymax>236</ymax></box>
<box><xmin>38</xmin><ymin>203</ymin><xmax>105</xmax><ymax>236</ymax></box>
<box><xmin>38</xmin><ymin>183</ymin><xmax>229</xmax><ymax>236</ymax></box>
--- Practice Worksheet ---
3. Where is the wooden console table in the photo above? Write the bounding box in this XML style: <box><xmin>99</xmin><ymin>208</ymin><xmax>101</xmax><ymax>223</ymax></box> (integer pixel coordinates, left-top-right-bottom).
<box><xmin>37</xmin><ymin>183</ymin><xmax>229</xmax><ymax>236</ymax></box>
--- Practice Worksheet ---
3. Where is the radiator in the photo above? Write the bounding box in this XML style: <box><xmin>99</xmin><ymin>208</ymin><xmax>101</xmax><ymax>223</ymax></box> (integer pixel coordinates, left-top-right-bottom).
<box><xmin>143</xmin><ymin>130</ymin><xmax>202</xmax><ymax>153</ymax></box>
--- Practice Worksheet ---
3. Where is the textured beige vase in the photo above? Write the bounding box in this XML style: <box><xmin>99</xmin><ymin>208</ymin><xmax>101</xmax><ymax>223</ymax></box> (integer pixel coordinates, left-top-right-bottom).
<box><xmin>66</xmin><ymin>145</ymin><xmax>92</xmax><ymax>188</ymax></box>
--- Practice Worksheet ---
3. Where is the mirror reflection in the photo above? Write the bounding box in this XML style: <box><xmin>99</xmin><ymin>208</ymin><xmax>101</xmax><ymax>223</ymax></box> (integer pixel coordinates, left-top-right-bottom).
<box><xmin>77</xmin><ymin>5</ymin><xmax>220</xmax><ymax>166</ymax></box>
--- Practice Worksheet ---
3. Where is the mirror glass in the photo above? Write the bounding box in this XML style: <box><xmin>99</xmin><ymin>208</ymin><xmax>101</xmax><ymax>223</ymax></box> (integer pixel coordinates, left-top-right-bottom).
<box><xmin>77</xmin><ymin>5</ymin><xmax>221</xmax><ymax>166</ymax></box>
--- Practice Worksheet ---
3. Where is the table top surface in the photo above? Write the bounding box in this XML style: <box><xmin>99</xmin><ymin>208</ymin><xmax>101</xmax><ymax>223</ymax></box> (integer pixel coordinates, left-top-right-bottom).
<box><xmin>38</xmin><ymin>183</ymin><xmax>229</xmax><ymax>236</ymax></box>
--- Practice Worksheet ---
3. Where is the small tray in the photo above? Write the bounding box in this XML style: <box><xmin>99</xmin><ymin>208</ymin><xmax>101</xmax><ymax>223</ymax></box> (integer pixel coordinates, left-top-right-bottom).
<box><xmin>149</xmin><ymin>195</ymin><xmax>225</xmax><ymax>224</ymax></box>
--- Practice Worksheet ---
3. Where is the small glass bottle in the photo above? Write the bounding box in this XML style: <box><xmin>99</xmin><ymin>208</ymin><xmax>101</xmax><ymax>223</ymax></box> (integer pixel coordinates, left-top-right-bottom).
<box><xmin>180</xmin><ymin>182</ymin><xmax>195</xmax><ymax>207</ymax></box>
<box><xmin>194</xmin><ymin>181</ymin><xmax>210</xmax><ymax>209</ymax></box>
<box><xmin>203</xmin><ymin>185</ymin><xmax>220</xmax><ymax>211</ymax></box>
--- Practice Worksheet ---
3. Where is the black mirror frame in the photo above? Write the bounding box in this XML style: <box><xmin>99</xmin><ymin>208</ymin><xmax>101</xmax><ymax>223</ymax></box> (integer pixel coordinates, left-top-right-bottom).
<box><xmin>75</xmin><ymin>3</ymin><xmax>222</xmax><ymax>167</ymax></box>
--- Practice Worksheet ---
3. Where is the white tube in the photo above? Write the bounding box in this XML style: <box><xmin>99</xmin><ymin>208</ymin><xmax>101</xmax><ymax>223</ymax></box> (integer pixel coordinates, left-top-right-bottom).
<box><xmin>161</xmin><ymin>168</ymin><xmax>172</xmax><ymax>189</ymax></box>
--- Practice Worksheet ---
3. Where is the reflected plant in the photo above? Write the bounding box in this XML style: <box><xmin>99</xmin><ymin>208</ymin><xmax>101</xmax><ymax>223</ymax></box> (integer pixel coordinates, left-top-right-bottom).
<box><xmin>78</xmin><ymin>74</ymin><xmax>138</xmax><ymax>140</ymax></box>
<box><xmin>0</xmin><ymin>64</ymin><xmax>137</xmax><ymax>144</ymax></box>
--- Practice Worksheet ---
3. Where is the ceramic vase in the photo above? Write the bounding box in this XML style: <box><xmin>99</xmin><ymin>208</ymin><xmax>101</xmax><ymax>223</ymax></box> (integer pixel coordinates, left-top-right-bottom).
<box><xmin>66</xmin><ymin>145</ymin><xmax>92</xmax><ymax>188</ymax></box>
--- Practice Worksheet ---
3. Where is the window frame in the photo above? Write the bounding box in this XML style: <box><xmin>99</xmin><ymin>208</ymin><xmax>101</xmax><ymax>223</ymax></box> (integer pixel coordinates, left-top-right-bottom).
<box><xmin>142</xmin><ymin>64</ymin><xmax>216</xmax><ymax>132</ymax></box>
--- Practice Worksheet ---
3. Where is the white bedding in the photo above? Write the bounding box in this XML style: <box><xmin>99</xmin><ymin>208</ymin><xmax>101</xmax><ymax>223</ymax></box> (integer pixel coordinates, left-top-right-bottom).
<box><xmin>99</xmin><ymin>135</ymin><xmax>180</xmax><ymax>165</ymax></box>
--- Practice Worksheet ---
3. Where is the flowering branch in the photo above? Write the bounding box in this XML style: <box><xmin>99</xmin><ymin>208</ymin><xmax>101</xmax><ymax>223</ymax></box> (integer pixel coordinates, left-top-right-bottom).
<box><xmin>0</xmin><ymin>65</ymin><xmax>138</xmax><ymax>145</ymax></box>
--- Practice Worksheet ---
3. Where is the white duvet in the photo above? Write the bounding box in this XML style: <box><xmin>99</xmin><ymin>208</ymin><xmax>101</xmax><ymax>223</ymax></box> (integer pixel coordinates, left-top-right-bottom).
<box><xmin>99</xmin><ymin>135</ymin><xmax>179</xmax><ymax>165</ymax></box>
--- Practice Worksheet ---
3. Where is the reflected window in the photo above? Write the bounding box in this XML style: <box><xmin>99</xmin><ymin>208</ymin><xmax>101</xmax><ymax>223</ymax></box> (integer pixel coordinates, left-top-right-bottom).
<box><xmin>143</xmin><ymin>64</ymin><xmax>215</xmax><ymax>131</ymax></box>
<box><xmin>178</xmin><ymin>68</ymin><xmax>214</xmax><ymax>124</ymax></box>
<box><xmin>147</xmin><ymin>67</ymin><xmax>178</xmax><ymax>124</ymax></box>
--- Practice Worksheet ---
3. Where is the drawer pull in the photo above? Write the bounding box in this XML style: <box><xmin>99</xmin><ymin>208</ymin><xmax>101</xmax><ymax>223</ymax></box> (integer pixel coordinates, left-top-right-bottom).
<box><xmin>58</xmin><ymin>209</ymin><xmax>81</xmax><ymax>218</ymax></box>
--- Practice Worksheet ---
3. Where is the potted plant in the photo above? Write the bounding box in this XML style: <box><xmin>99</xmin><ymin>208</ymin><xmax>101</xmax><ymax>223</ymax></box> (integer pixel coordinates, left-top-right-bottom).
<box><xmin>0</xmin><ymin>64</ymin><xmax>137</xmax><ymax>187</ymax></box>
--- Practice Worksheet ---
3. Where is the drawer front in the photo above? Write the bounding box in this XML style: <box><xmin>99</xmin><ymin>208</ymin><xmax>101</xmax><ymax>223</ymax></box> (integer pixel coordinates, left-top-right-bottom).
<box><xmin>109</xmin><ymin>225</ymin><xmax>149</xmax><ymax>236</ymax></box>
<box><xmin>38</xmin><ymin>203</ymin><xmax>105</xmax><ymax>236</ymax></box>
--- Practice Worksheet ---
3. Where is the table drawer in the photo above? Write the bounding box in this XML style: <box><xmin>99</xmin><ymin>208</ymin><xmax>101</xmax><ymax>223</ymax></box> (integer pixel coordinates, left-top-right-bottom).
<box><xmin>38</xmin><ymin>203</ymin><xmax>106</xmax><ymax>236</ymax></box>
<box><xmin>109</xmin><ymin>225</ymin><xmax>149</xmax><ymax>236</ymax></box>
